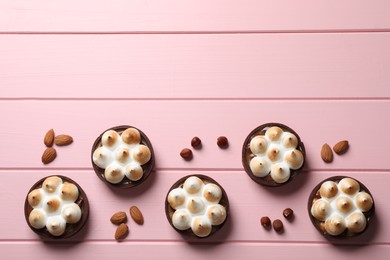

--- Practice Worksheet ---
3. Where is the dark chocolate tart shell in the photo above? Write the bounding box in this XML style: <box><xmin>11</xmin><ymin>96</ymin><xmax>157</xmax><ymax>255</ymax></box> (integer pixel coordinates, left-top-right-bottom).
<box><xmin>165</xmin><ymin>174</ymin><xmax>229</xmax><ymax>239</ymax></box>
<box><xmin>91</xmin><ymin>125</ymin><xmax>155</xmax><ymax>189</ymax></box>
<box><xmin>242</xmin><ymin>122</ymin><xmax>306</xmax><ymax>187</ymax></box>
<box><xmin>307</xmin><ymin>176</ymin><xmax>375</xmax><ymax>239</ymax></box>
<box><xmin>24</xmin><ymin>175</ymin><xmax>89</xmax><ymax>240</ymax></box>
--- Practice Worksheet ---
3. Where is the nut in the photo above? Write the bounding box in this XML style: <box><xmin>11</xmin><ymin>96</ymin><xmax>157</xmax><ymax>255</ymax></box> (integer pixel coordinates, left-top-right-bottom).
<box><xmin>110</xmin><ymin>211</ymin><xmax>127</xmax><ymax>225</ymax></box>
<box><xmin>333</xmin><ymin>140</ymin><xmax>349</xmax><ymax>155</ymax></box>
<box><xmin>41</xmin><ymin>147</ymin><xmax>57</xmax><ymax>164</ymax></box>
<box><xmin>283</xmin><ymin>208</ymin><xmax>294</xmax><ymax>220</ymax></box>
<box><xmin>260</xmin><ymin>216</ymin><xmax>271</xmax><ymax>228</ymax></box>
<box><xmin>54</xmin><ymin>134</ymin><xmax>73</xmax><ymax>146</ymax></box>
<box><xmin>217</xmin><ymin>136</ymin><xmax>229</xmax><ymax>148</ymax></box>
<box><xmin>272</xmin><ymin>219</ymin><xmax>284</xmax><ymax>232</ymax></box>
<box><xmin>321</xmin><ymin>143</ymin><xmax>333</xmax><ymax>163</ymax></box>
<box><xmin>180</xmin><ymin>148</ymin><xmax>193</xmax><ymax>160</ymax></box>
<box><xmin>115</xmin><ymin>223</ymin><xmax>129</xmax><ymax>241</ymax></box>
<box><xmin>44</xmin><ymin>129</ymin><xmax>55</xmax><ymax>147</ymax></box>
<box><xmin>130</xmin><ymin>206</ymin><xmax>144</xmax><ymax>225</ymax></box>
<box><xmin>191</xmin><ymin>137</ymin><xmax>202</xmax><ymax>149</ymax></box>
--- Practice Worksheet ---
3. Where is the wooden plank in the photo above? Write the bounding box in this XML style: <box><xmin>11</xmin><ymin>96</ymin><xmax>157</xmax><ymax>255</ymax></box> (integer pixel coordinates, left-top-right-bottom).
<box><xmin>0</xmin><ymin>100</ymin><xmax>389</xmax><ymax>170</ymax></box>
<box><xmin>1</xmin><ymin>242</ymin><xmax>390</xmax><ymax>260</ymax></box>
<box><xmin>0</xmin><ymin>34</ymin><xmax>390</xmax><ymax>99</ymax></box>
<box><xmin>1</xmin><ymin>1</ymin><xmax>390</xmax><ymax>32</ymax></box>
<box><xmin>1</xmin><ymin>170</ymin><xmax>387</xmax><ymax>243</ymax></box>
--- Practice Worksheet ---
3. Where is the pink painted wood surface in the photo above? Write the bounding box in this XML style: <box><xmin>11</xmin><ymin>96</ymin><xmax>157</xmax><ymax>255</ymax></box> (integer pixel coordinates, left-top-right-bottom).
<box><xmin>0</xmin><ymin>100</ymin><xmax>389</xmax><ymax>170</ymax></box>
<box><xmin>1</xmin><ymin>0</ymin><xmax>390</xmax><ymax>32</ymax></box>
<box><xmin>0</xmin><ymin>170</ymin><xmax>387</xmax><ymax>244</ymax></box>
<box><xmin>1</xmin><ymin>34</ymin><xmax>390</xmax><ymax>99</ymax></box>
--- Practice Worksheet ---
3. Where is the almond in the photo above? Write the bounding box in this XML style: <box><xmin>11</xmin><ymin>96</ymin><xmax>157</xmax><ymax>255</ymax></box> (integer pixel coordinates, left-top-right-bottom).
<box><xmin>333</xmin><ymin>140</ymin><xmax>349</xmax><ymax>155</ymax></box>
<box><xmin>130</xmin><ymin>206</ymin><xmax>144</xmax><ymax>225</ymax></box>
<box><xmin>110</xmin><ymin>211</ymin><xmax>127</xmax><ymax>225</ymax></box>
<box><xmin>115</xmin><ymin>223</ymin><xmax>129</xmax><ymax>241</ymax></box>
<box><xmin>44</xmin><ymin>129</ymin><xmax>55</xmax><ymax>147</ymax></box>
<box><xmin>54</xmin><ymin>134</ymin><xmax>73</xmax><ymax>146</ymax></box>
<box><xmin>321</xmin><ymin>143</ymin><xmax>333</xmax><ymax>163</ymax></box>
<box><xmin>41</xmin><ymin>147</ymin><xmax>57</xmax><ymax>164</ymax></box>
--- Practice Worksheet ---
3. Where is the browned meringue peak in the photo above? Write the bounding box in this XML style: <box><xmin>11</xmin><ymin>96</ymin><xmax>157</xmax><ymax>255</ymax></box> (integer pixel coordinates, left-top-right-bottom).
<box><xmin>61</xmin><ymin>204</ymin><xmax>82</xmax><ymax>224</ymax></box>
<box><xmin>115</xmin><ymin>147</ymin><xmax>131</xmax><ymax>163</ymax></box>
<box><xmin>42</xmin><ymin>176</ymin><xmax>63</xmax><ymax>194</ymax></box>
<box><xmin>187</xmin><ymin>198</ymin><xmax>206</xmax><ymax>214</ymax></box>
<box><xmin>133</xmin><ymin>145</ymin><xmax>151</xmax><ymax>165</ymax></box>
<box><xmin>249</xmin><ymin>135</ymin><xmax>268</xmax><ymax>155</ymax></box>
<box><xmin>167</xmin><ymin>188</ymin><xmax>186</xmax><ymax>209</ymax></box>
<box><xmin>28</xmin><ymin>189</ymin><xmax>43</xmax><ymax>207</ymax></box>
<box><xmin>29</xmin><ymin>209</ymin><xmax>47</xmax><ymax>229</ymax></box>
<box><xmin>104</xmin><ymin>165</ymin><xmax>124</xmax><ymax>184</ymax></box>
<box><xmin>270</xmin><ymin>164</ymin><xmax>290</xmax><ymax>184</ymax></box>
<box><xmin>265</xmin><ymin>126</ymin><xmax>284</xmax><ymax>141</ymax></box>
<box><xmin>102</xmin><ymin>130</ymin><xmax>120</xmax><ymax>148</ymax></box>
<box><xmin>203</xmin><ymin>183</ymin><xmax>222</xmax><ymax>203</ymax></box>
<box><xmin>339</xmin><ymin>178</ymin><xmax>360</xmax><ymax>196</ymax></box>
<box><xmin>46</xmin><ymin>216</ymin><xmax>66</xmax><ymax>236</ymax></box>
<box><xmin>355</xmin><ymin>192</ymin><xmax>374</xmax><ymax>212</ymax></box>
<box><xmin>121</xmin><ymin>128</ymin><xmax>141</xmax><ymax>145</ymax></box>
<box><xmin>172</xmin><ymin>209</ymin><xmax>192</xmax><ymax>230</ymax></box>
<box><xmin>311</xmin><ymin>199</ymin><xmax>331</xmax><ymax>221</ymax></box>
<box><xmin>346</xmin><ymin>211</ymin><xmax>367</xmax><ymax>233</ymax></box>
<box><xmin>325</xmin><ymin>214</ymin><xmax>346</xmax><ymax>236</ymax></box>
<box><xmin>92</xmin><ymin>147</ymin><xmax>112</xmax><ymax>168</ymax></box>
<box><xmin>60</xmin><ymin>182</ymin><xmax>79</xmax><ymax>202</ymax></box>
<box><xmin>207</xmin><ymin>205</ymin><xmax>227</xmax><ymax>225</ymax></box>
<box><xmin>267</xmin><ymin>146</ymin><xmax>281</xmax><ymax>162</ymax></box>
<box><xmin>125</xmin><ymin>164</ymin><xmax>144</xmax><ymax>181</ymax></box>
<box><xmin>335</xmin><ymin>196</ymin><xmax>354</xmax><ymax>214</ymax></box>
<box><xmin>319</xmin><ymin>181</ymin><xmax>339</xmax><ymax>199</ymax></box>
<box><xmin>45</xmin><ymin>198</ymin><xmax>61</xmax><ymax>213</ymax></box>
<box><xmin>183</xmin><ymin>176</ymin><xmax>204</xmax><ymax>194</ymax></box>
<box><xmin>249</xmin><ymin>157</ymin><xmax>271</xmax><ymax>177</ymax></box>
<box><xmin>284</xmin><ymin>149</ymin><xmax>304</xmax><ymax>170</ymax></box>
<box><xmin>282</xmin><ymin>132</ymin><xmax>298</xmax><ymax>149</ymax></box>
<box><xmin>191</xmin><ymin>217</ymin><xmax>212</xmax><ymax>238</ymax></box>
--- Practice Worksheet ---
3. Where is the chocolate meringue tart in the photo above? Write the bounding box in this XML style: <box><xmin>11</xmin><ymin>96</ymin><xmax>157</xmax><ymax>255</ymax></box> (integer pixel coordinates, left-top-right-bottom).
<box><xmin>308</xmin><ymin>176</ymin><xmax>375</xmax><ymax>238</ymax></box>
<box><xmin>242</xmin><ymin>123</ymin><xmax>306</xmax><ymax>186</ymax></box>
<box><xmin>24</xmin><ymin>175</ymin><xmax>89</xmax><ymax>239</ymax></box>
<box><xmin>165</xmin><ymin>175</ymin><xmax>229</xmax><ymax>238</ymax></box>
<box><xmin>91</xmin><ymin>125</ymin><xmax>155</xmax><ymax>189</ymax></box>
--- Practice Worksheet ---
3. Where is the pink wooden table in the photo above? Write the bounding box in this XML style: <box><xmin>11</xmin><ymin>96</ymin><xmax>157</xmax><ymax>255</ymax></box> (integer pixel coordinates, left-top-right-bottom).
<box><xmin>1</xmin><ymin>1</ymin><xmax>390</xmax><ymax>259</ymax></box>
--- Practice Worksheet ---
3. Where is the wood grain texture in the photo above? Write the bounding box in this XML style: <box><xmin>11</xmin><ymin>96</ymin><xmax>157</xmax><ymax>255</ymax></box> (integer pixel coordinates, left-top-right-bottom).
<box><xmin>1</xmin><ymin>0</ymin><xmax>390</xmax><ymax>32</ymax></box>
<box><xmin>0</xmin><ymin>100</ymin><xmax>389</xmax><ymax>170</ymax></box>
<box><xmin>1</xmin><ymin>242</ymin><xmax>390</xmax><ymax>260</ymax></box>
<box><xmin>0</xmin><ymin>34</ymin><xmax>390</xmax><ymax>99</ymax></box>
<box><xmin>1</xmin><ymin>170</ymin><xmax>387</xmax><ymax>243</ymax></box>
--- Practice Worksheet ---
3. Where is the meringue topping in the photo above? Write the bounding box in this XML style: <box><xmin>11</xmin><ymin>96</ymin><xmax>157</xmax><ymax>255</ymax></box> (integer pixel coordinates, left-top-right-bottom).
<box><xmin>167</xmin><ymin>176</ymin><xmax>227</xmax><ymax>238</ymax></box>
<box><xmin>249</xmin><ymin>157</ymin><xmax>271</xmax><ymax>177</ymax></box>
<box><xmin>203</xmin><ymin>183</ymin><xmax>222</xmax><ymax>203</ymax></box>
<box><xmin>246</xmin><ymin>125</ymin><xmax>303</xmax><ymax>184</ymax></box>
<box><xmin>168</xmin><ymin>188</ymin><xmax>186</xmax><ymax>209</ymax></box>
<box><xmin>93</xmin><ymin>128</ymin><xmax>153</xmax><ymax>184</ymax></box>
<box><xmin>355</xmin><ymin>192</ymin><xmax>373</xmax><ymax>212</ymax></box>
<box><xmin>172</xmin><ymin>209</ymin><xmax>192</xmax><ymax>230</ymax></box>
<box><xmin>339</xmin><ymin>178</ymin><xmax>360</xmax><ymax>196</ymax></box>
<box><xmin>27</xmin><ymin>176</ymin><xmax>83</xmax><ymax>237</ymax></box>
<box><xmin>191</xmin><ymin>216</ymin><xmax>212</xmax><ymax>238</ymax></box>
<box><xmin>325</xmin><ymin>214</ymin><xmax>346</xmax><ymax>236</ymax></box>
<box><xmin>311</xmin><ymin>177</ymin><xmax>374</xmax><ymax>236</ymax></box>
<box><xmin>207</xmin><ymin>205</ymin><xmax>226</xmax><ymax>225</ymax></box>
<box><xmin>250</xmin><ymin>136</ymin><xmax>268</xmax><ymax>155</ymax></box>
<box><xmin>319</xmin><ymin>181</ymin><xmax>339</xmax><ymax>199</ymax></box>
<box><xmin>183</xmin><ymin>176</ymin><xmax>204</xmax><ymax>194</ymax></box>
<box><xmin>60</xmin><ymin>182</ymin><xmax>79</xmax><ymax>202</ymax></box>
